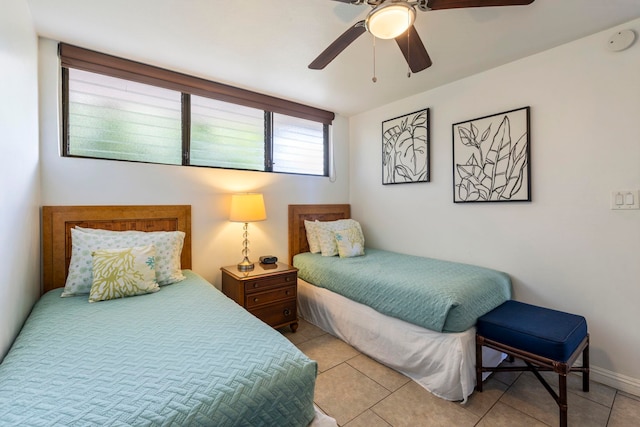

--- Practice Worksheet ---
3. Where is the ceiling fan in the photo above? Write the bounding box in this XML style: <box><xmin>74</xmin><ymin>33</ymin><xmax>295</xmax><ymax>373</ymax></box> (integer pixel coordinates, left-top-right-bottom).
<box><xmin>309</xmin><ymin>0</ymin><xmax>535</xmax><ymax>73</ymax></box>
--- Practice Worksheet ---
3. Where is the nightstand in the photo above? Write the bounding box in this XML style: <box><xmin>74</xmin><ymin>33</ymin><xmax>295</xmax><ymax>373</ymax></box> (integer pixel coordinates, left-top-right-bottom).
<box><xmin>221</xmin><ymin>262</ymin><xmax>299</xmax><ymax>332</ymax></box>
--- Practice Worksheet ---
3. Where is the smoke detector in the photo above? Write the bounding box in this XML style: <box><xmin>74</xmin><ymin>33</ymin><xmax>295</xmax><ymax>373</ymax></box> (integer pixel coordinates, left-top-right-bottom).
<box><xmin>607</xmin><ymin>29</ymin><xmax>636</xmax><ymax>52</ymax></box>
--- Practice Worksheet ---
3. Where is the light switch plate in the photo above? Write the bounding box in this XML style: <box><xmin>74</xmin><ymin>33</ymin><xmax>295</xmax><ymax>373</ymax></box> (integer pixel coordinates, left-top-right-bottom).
<box><xmin>611</xmin><ymin>190</ymin><xmax>640</xmax><ymax>210</ymax></box>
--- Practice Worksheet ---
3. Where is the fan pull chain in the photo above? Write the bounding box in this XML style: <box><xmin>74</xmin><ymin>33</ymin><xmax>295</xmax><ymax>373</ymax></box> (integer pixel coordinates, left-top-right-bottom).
<box><xmin>407</xmin><ymin>12</ymin><xmax>412</xmax><ymax>78</ymax></box>
<box><xmin>372</xmin><ymin>36</ymin><xmax>377</xmax><ymax>83</ymax></box>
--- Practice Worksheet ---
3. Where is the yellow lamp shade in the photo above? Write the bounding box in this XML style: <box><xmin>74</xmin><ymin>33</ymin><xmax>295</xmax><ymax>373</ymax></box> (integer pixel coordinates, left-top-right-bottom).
<box><xmin>229</xmin><ymin>193</ymin><xmax>267</xmax><ymax>223</ymax></box>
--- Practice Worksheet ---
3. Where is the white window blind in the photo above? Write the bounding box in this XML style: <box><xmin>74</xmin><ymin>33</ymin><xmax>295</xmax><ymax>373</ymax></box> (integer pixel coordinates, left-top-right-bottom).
<box><xmin>273</xmin><ymin>114</ymin><xmax>325</xmax><ymax>175</ymax></box>
<box><xmin>190</xmin><ymin>95</ymin><xmax>264</xmax><ymax>170</ymax></box>
<box><xmin>67</xmin><ymin>69</ymin><xmax>182</xmax><ymax>164</ymax></box>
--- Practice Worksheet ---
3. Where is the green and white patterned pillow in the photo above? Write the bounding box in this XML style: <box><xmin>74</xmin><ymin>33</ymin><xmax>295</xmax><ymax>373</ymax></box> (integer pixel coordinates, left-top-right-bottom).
<box><xmin>89</xmin><ymin>245</ymin><xmax>159</xmax><ymax>302</ymax></box>
<box><xmin>334</xmin><ymin>227</ymin><xmax>365</xmax><ymax>258</ymax></box>
<box><xmin>315</xmin><ymin>219</ymin><xmax>364</xmax><ymax>257</ymax></box>
<box><xmin>62</xmin><ymin>228</ymin><xmax>185</xmax><ymax>297</ymax></box>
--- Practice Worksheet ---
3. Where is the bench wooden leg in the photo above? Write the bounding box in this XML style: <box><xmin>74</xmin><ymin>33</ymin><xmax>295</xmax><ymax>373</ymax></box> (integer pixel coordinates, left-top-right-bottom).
<box><xmin>559</xmin><ymin>374</ymin><xmax>568</xmax><ymax>427</ymax></box>
<box><xmin>583</xmin><ymin>340</ymin><xmax>590</xmax><ymax>392</ymax></box>
<box><xmin>476</xmin><ymin>336</ymin><xmax>483</xmax><ymax>392</ymax></box>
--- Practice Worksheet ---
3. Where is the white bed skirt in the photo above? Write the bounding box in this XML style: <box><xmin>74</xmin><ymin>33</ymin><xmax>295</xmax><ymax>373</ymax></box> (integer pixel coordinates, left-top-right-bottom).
<box><xmin>297</xmin><ymin>278</ymin><xmax>504</xmax><ymax>402</ymax></box>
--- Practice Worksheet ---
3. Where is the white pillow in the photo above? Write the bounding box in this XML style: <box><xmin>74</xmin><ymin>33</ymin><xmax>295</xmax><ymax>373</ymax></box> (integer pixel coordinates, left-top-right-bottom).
<box><xmin>334</xmin><ymin>227</ymin><xmax>365</xmax><ymax>258</ymax></box>
<box><xmin>304</xmin><ymin>220</ymin><xmax>321</xmax><ymax>253</ymax></box>
<box><xmin>62</xmin><ymin>227</ymin><xmax>185</xmax><ymax>297</ymax></box>
<box><xmin>89</xmin><ymin>245</ymin><xmax>159</xmax><ymax>302</ymax></box>
<box><xmin>315</xmin><ymin>219</ymin><xmax>364</xmax><ymax>257</ymax></box>
<box><xmin>75</xmin><ymin>226</ymin><xmax>143</xmax><ymax>234</ymax></box>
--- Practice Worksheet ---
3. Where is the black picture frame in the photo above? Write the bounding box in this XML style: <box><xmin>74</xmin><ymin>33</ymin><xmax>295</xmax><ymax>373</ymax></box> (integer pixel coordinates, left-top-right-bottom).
<box><xmin>382</xmin><ymin>108</ymin><xmax>430</xmax><ymax>185</ymax></box>
<box><xmin>452</xmin><ymin>106</ymin><xmax>531</xmax><ymax>203</ymax></box>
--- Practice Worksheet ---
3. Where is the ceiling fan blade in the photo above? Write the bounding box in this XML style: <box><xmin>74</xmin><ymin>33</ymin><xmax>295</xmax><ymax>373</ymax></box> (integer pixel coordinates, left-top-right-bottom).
<box><xmin>309</xmin><ymin>21</ymin><xmax>367</xmax><ymax>70</ymax></box>
<box><xmin>395</xmin><ymin>25</ymin><xmax>432</xmax><ymax>73</ymax></box>
<box><xmin>427</xmin><ymin>0</ymin><xmax>534</xmax><ymax>9</ymax></box>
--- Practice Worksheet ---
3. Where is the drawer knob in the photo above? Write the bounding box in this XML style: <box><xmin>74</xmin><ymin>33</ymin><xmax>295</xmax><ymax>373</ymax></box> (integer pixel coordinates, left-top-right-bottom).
<box><xmin>285</xmin><ymin>277</ymin><xmax>292</xmax><ymax>282</ymax></box>
<box><xmin>283</xmin><ymin>309</ymin><xmax>291</xmax><ymax>317</ymax></box>
<box><xmin>253</xmin><ymin>297</ymin><xmax>259</xmax><ymax>302</ymax></box>
<box><xmin>253</xmin><ymin>283</ymin><xmax>258</xmax><ymax>288</ymax></box>
<box><xmin>285</xmin><ymin>290</ymin><xmax>290</xmax><ymax>295</ymax></box>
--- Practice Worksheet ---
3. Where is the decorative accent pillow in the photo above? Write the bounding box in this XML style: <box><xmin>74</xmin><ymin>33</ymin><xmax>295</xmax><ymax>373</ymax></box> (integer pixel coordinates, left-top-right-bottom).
<box><xmin>89</xmin><ymin>245</ymin><xmax>159</xmax><ymax>302</ymax></box>
<box><xmin>334</xmin><ymin>227</ymin><xmax>365</xmax><ymax>258</ymax></box>
<box><xmin>304</xmin><ymin>220</ymin><xmax>321</xmax><ymax>253</ymax></box>
<box><xmin>62</xmin><ymin>228</ymin><xmax>185</xmax><ymax>297</ymax></box>
<box><xmin>315</xmin><ymin>219</ymin><xmax>364</xmax><ymax>257</ymax></box>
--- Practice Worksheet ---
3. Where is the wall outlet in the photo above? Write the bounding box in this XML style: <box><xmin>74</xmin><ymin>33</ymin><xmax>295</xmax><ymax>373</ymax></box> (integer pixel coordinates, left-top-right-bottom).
<box><xmin>611</xmin><ymin>190</ymin><xmax>640</xmax><ymax>210</ymax></box>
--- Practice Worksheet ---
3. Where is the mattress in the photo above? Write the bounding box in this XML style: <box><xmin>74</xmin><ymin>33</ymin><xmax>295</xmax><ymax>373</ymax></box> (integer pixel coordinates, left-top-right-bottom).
<box><xmin>294</xmin><ymin>249</ymin><xmax>512</xmax><ymax>332</ymax></box>
<box><xmin>0</xmin><ymin>270</ymin><xmax>317</xmax><ymax>427</ymax></box>
<box><xmin>298</xmin><ymin>278</ymin><xmax>505</xmax><ymax>402</ymax></box>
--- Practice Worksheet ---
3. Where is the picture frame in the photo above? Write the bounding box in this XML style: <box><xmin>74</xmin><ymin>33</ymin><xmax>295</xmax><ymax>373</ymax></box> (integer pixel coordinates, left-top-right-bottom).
<box><xmin>452</xmin><ymin>106</ymin><xmax>530</xmax><ymax>203</ymax></box>
<box><xmin>382</xmin><ymin>108</ymin><xmax>430</xmax><ymax>185</ymax></box>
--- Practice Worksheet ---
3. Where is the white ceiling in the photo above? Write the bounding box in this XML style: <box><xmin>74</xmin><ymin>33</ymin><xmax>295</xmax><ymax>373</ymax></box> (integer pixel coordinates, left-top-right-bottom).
<box><xmin>26</xmin><ymin>0</ymin><xmax>640</xmax><ymax>117</ymax></box>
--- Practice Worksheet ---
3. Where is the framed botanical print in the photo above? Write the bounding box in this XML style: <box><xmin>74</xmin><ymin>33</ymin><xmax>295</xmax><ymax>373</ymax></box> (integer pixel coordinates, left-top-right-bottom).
<box><xmin>452</xmin><ymin>106</ymin><xmax>530</xmax><ymax>203</ymax></box>
<box><xmin>382</xmin><ymin>108</ymin><xmax>430</xmax><ymax>185</ymax></box>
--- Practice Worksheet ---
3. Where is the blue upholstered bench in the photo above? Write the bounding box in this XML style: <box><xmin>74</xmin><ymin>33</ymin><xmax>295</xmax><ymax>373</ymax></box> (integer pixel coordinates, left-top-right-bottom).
<box><xmin>476</xmin><ymin>300</ymin><xmax>589</xmax><ymax>427</ymax></box>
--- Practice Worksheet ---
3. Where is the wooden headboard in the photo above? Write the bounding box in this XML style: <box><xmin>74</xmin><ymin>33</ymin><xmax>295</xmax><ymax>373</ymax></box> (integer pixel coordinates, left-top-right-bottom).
<box><xmin>288</xmin><ymin>204</ymin><xmax>351</xmax><ymax>264</ymax></box>
<box><xmin>42</xmin><ymin>205</ymin><xmax>192</xmax><ymax>294</ymax></box>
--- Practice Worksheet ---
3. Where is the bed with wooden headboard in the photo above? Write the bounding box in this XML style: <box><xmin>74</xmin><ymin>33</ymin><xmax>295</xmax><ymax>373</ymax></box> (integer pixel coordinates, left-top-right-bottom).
<box><xmin>288</xmin><ymin>203</ymin><xmax>507</xmax><ymax>402</ymax></box>
<box><xmin>42</xmin><ymin>204</ymin><xmax>192</xmax><ymax>294</ymax></box>
<box><xmin>288</xmin><ymin>204</ymin><xmax>350</xmax><ymax>264</ymax></box>
<box><xmin>0</xmin><ymin>205</ymin><xmax>325</xmax><ymax>426</ymax></box>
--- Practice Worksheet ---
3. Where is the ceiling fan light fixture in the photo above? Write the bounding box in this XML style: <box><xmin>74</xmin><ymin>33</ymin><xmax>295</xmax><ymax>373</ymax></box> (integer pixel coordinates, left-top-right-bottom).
<box><xmin>366</xmin><ymin>2</ymin><xmax>416</xmax><ymax>40</ymax></box>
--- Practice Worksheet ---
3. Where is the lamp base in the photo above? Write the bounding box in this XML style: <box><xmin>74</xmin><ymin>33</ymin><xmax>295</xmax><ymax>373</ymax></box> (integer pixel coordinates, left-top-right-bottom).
<box><xmin>237</xmin><ymin>257</ymin><xmax>255</xmax><ymax>272</ymax></box>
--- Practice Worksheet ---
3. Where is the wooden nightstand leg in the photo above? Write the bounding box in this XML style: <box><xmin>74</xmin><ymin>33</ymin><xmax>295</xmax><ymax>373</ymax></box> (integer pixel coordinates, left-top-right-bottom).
<box><xmin>290</xmin><ymin>321</ymin><xmax>299</xmax><ymax>333</ymax></box>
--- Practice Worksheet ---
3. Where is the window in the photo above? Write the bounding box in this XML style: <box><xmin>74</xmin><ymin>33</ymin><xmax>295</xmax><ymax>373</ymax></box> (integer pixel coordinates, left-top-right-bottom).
<box><xmin>60</xmin><ymin>43</ymin><xmax>334</xmax><ymax>176</ymax></box>
<box><xmin>272</xmin><ymin>113</ymin><xmax>327</xmax><ymax>175</ymax></box>
<box><xmin>190</xmin><ymin>95</ymin><xmax>264</xmax><ymax>170</ymax></box>
<box><xmin>67</xmin><ymin>69</ymin><xmax>183</xmax><ymax>164</ymax></box>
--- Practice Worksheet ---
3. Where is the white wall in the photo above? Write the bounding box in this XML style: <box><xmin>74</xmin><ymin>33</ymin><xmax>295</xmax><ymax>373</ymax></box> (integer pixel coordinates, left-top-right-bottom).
<box><xmin>38</xmin><ymin>38</ymin><xmax>350</xmax><ymax>289</ymax></box>
<box><xmin>350</xmin><ymin>19</ymin><xmax>640</xmax><ymax>395</ymax></box>
<box><xmin>0</xmin><ymin>0</ymin><xmax>42</xmax><ymax>359</ymax></box>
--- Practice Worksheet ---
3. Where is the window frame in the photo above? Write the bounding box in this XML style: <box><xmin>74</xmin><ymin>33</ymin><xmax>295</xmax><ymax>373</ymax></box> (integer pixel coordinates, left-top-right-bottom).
<box><xmin>60</xmin><ymin>43</ymin><xmax>333</xmax><ymax>176</ymax></box>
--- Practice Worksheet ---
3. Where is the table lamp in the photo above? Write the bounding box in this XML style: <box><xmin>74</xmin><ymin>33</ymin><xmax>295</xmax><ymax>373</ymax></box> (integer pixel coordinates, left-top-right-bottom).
<box><xmin>229</xmin><ymin>193</ymin><xmax>267</xmax><ymax>272</ymax></box>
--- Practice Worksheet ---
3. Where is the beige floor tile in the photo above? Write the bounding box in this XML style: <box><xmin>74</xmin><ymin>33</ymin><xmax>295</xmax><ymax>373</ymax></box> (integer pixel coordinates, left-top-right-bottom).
<box><xmin>300</xmin><ymin>318</ymin><xmax>329</xmax><ymax>336</ymax></box>
<box><xmin>314</xmin><ymin>363</ymin><xmax>390</xmax><ymax>426</ymax></box>
<box><xmin>538</xmin><ymin>370</ymin><xmax>617</xmax><ymax>408</ymax></box>
<box><xmin>343</xmin><ymin>409</ymin><xmax>392</xmax><ymax>427</ymax></box>
<box><xmin>464</xmin><ymin>377</ymin><xmax>509</xmax><ymax>418</ymax></box>
<box><xmin>296</xmin><ymin>333</ymin><xmax>360</xmax><ymax>372</ymax></box>
<box><xmin>280</xmin><ymin>318</ymin><xmax>327</xmax><ymax>345</ymax></box>
<box><xmin>280</xmin><ymin>326</ymin><xmax>308</xmax><ymax>345</ymax></box>
<box><xmin>491</xmin><ymin>357</ymin><xmax>526</xmax><ymax>387</ymax></box>
<box><xmin>608</xmin><ymin>393</ymin><xmax>640</xmax><ymax>427</ymax></box>
<box><xmin>347</xmin><ymin>354</ymin><xmax>410</xmax><ymax>392</ymax></box>
<box><xmin>372</xmin><ymin>381</ymin><xmax>479</xmax><ymax>427</ymax></box>
<box><xmin>477</xmin><ymin>401</ymin><xmax>548</xmax><ymax>427</ymax></box>
<box><xmin>500</xmin><ymin>373</ymin><xmax>610</xmax><ymax>427</ymax></box>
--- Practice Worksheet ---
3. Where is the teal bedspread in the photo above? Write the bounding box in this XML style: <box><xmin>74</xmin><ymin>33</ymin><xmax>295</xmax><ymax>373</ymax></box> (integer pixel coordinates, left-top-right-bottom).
<box><xmin>294</xmin><ymin>249</ymin><xmax>511</xmax><ymax>333</ymax></box>
<box><xmin>0</xmin><ymin>271</ymin><xmax>317</xmax><ymax>427</ymax></box>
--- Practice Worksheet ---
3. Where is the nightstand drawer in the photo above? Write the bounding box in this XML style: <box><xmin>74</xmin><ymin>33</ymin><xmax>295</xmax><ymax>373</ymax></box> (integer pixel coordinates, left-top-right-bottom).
<box><xmin>221</xmin><ymin>263</ymin><xmax>299</xmax><ymax>332</ymax></box>
<box><xmin>245</xmin><ymin>285</ymin><xmax>296</xmax><ymax>309</ymax></box>
<box><xmin>244</xmin><ymin>272</ymin><xmax>297</xmax><ymax>293</ymax></box>
<box><xmin>249</xmin><ymin>300</ymin><xmax>297</xmax><ymax>328</ymax></box>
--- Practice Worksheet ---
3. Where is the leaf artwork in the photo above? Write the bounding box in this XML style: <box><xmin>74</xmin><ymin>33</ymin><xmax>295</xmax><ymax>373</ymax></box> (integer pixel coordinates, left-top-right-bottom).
<box><xmin>382</xmin><ymin>109</ymin><xmax>429</xmax><ymax>184</ymax></box>
<box><xmin>453</xmin><ymin>108</ymin><xmax>529</xmax><ymax>202</ymax></box>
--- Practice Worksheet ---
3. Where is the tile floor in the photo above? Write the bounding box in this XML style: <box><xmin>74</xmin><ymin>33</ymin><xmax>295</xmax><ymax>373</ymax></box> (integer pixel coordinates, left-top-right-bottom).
<box><xmin>280</xmin><ymin>319</ymin><xmax>640</xmax><ymax>427</ymax></box>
